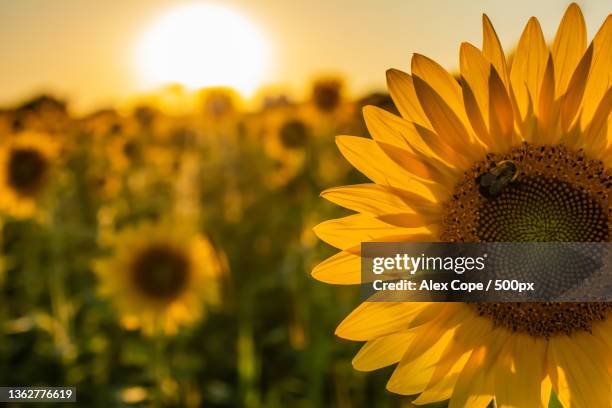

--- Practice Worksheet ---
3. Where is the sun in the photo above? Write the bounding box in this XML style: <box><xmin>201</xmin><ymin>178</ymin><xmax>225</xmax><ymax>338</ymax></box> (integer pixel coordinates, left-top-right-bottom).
<box><xmin>134</xmin><ymin>3</ymin><xmax>271</xmax><ymax>96</ymax></box>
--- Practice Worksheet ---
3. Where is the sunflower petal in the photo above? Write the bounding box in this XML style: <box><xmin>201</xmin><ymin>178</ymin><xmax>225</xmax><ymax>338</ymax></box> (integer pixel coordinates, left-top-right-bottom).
<box><xmin>411</xmin><ymin>54</ymin><xmax>474</xmax><ymax>135</ymax></box>
<box><xmin>537</xmin><ymin>54</ymin><xmax>558</xmax><ymax>144</ymax></box>
<box><xmin>449</xmin><ymin>328</ymin><xmax>510</xmax><ymax>408</ymax></box>
<box><xmin>335</xmin><ymin>135</ymin><xmax>434</xmax><ymax>199</ymax></box>
<box><xmin>386</xmin><ymin>69</ymin><xmax>432</xmax><ymax>128</ymax></box>
<box><xmin>488</xmin><ymin>67</ymin><xmax>516</xmax><ymax>151</ymax></box>
<box><xmin>560</xmin><ymin>43</ymin><xmax>593</xmax><ymax>131</ymax></box>
<box><xmin>363</xmin><ymin>105</ymin><xmax>410</xmax><ymax>148</ymax></box>
<box><xmin>311</xmin><ymin>251</ymin><xmax>361</xmax><ymax>285</ymax></box>
<box><xmin>581</xmin><ymin>14</ymin><xmax>612</xmax><ymax>127</ymax></box>
<box><xmin>552</xmin><ymin>3</ymin><xmax>587</xmax><ymax>97</ymax></box>
<box><xmin>363</xmin><ymin>105</ymin><xmax>436</xmax><ymax>157</ymax></box>
<box><xmin>387</xmin><ymin>321</ymin><xmax>456</xmax><ymax>395</ymax></box>
<box><xmin>353</xmin><ymin>332</ymin><xmax>415</xmax><ymax>371</ymax></box>
<box><xmin>582</xmin><ymin>86</ymin><xmax>612</xmax><ymax>157</ymax></box>
<box><xmin>413</xmin><ymin>352</ymin><xmax>471</xmax><ymax>405</ymax></box>
<box><xmin>462</xmin><ymin>78</ymin><xmax>491</xmax><ymax>148</ymax></box>
<box><xmin>448</xmin><ymin>348</ymin><xmax>493</xmax><ymax>408</ymax></box>
<box><xmin>460</xmin><ymin>42</ymin><xmax>491</xmax><ymax>130</ymax></box>
<box><xmin>321</xmin><ymin>184</ymin><xmax>419</xmax><ymax>215</ymax></box>
<box><xmin>427</xmin><ymin>312</ymin><xmax>493</xmax><ymax>388</ymax></box>
<box><xmin>313</xmin><ymin>213</ymin><xmax>427</xmax><ymax>250</ymax></box>
<box><xmin>412</xmin><ymin>75</ymin><xmax>485</xmax><ymax>165</ymax></box>
<box><xmin>510</xmin><ymin>17</ymin><xmax>548</xmax><ymax>120</ymax></box>
<box><xmin>482</xmin><ymin>14</ymin><xmax>509</xmax><ymax>88</ymax></box>
<box><xmin>336</xmin><ymin>302</ymin><xmax>433</xmax><ymax>341</ymax></box>
<box><xmin>376</xmin><ymin>141</ymin><xmax>458</xmax><ymax>187</ymax></box>
<box><xmin>548</xmin><ymin>333</ymin><xmax>612</xmax><ymax>407</ymax></box>
<box><xmin>494</xmin><ymin>334</ymin><xmax>548</xmax><ymax>408</ymax></box>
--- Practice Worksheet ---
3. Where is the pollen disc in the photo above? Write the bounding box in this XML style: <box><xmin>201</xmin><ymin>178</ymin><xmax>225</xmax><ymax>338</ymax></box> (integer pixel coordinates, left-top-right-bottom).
<box><xmin>442</xmin><ymin>143</ymin><xmax>612</xmax><ymax>337</ymax></box>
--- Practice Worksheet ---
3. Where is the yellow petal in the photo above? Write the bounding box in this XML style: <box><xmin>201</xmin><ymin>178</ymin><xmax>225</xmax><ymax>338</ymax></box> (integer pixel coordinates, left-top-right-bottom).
<box><xmin>313</xmin><ymin>213</ymin><xmax>428</xmax><ymax>250</ymax></box>
<box><xmin>488</xmin><ymin>67</ymin><xmax>516</xmax><ymax>151</ymax></box>
<box><xmin>376</xmin><ymin>141</ymin><xmax>458</xmax><ymax>188</ymax></box>
<box><xmin>510</xmin><ymin>17</ymin><xmax>548</xmax><ymax>120</ymax></box>
<box><xmin>460</xmin><ymin>42</ymin><xmax>491</xmax><ymax>130</ymax></box>
<box><xmin>311</xmin><ymin>251</ymin><xmax>361</xmax><ymax>285</ymax></box>
<box><xmin>412</xmin><ymin>76</ymin><xmax>485</xmax><ymax>166</ymax></box>
<box><xmin>552</xmin><ymin>3</ymin><xmax>587</xmax><ymax>97</ymax></box>
<box><xmin>582</xmin><ymin>86</ymin><xmax>612</xmax><ymax>158</ymax></box>
<box><xmin>427</xmin><ymin>311</ymin><xmax>493</xmax><ymax>388</ymax></box>
<box><xmin>353</xmin><ymin>331</ymin><xmax>415</xmax><ymax>371</ymax></box>
<box><xmin>536</xmin><ymin>54</ymin><xmax>558</xmax><ymax>144</ymax></box>
<box><xmin>386</xmin><ymin>69</ymin><xmax>432</xmax><ymax>128</ymax></box>
<box><xmin>336</xmin><ymin>135</ymin><xmax>435</xmax><ymax>199</ymax></box>
<box><xmin>387</xmin><ymin>321</ymin><xmax>456</xmax><ymax>395</ymax></box>
<box><xmin>540</xmin><ymin>377</ymin><xmax>553</xmax><ymax>408</ymax></box>
<box><xmin>448</xmin><ymin>348</ymin><xmax>493</xmax><ymax>408</ymax></box>
<box><xmin>413</xmin><ymin>351</ymin><xmax>470</xmax><ymax>405</ymax></box>
<box><xmin>482</xmin><ymin>14</ymin><xmax>509</xmax><ymax>88</ymax></box>
<box><xmin>411</xmin><ymin>54</ymin><xmax>474</xmax><ymax>136</ymax></box>
<box><xmin>494</xmin><ymin>334</ymin><xmax>548</xmax><ymax>408</ymax></box>
<box><xmin>560</xmin><ymin>43</ymin><xmax>593</xmax><ymax>131</ymax></box>
<box><xmin>548</xmin><ymin>333</ymin><xmax>612</xmax><ymax>407</ymax></box>
<box><xmin>321</xmin><ymin>184</ymin><xmax>420</xmax><ymax>216</ymax></box>
<box><xmin>363</xmin><ymin>105</ymin><xmax>411</xmax><ymax>148</ymax></box>
<box><xmin>581</xmin><ymin>14</ymin><xmax>612</xmax><ymax>127</ymax></box>
<box><xmin>462</xmin><ymin>78</ymin><xmax>491</xmax><ymax>148</ymax></box>
<box><xmin>449</xmin><ymin>328</ymin><xmax>510</xmax><ymax>408</ymax></box>
<box><xmin>412</xmin><ymin>120</ymin><xmax>473</xmax><ymax>169</ymax></box>
<box><xmin>363</xmin><ymin>105</ymin><xmax>436</xmax><ymax>158</ymax></box>
<box><xmin>336</xmin><ymin>302</ymin><xmax>434</xmax><ymax>341</ymax></box>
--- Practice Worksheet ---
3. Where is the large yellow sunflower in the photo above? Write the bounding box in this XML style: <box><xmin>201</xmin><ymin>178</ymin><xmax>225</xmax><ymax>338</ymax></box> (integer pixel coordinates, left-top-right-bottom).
<box><xmin>313</xmin><ymin>4</ymin><xmax>612</xmax><ymax>407</ymax></box>
<box><xmin>0</xmin><ymin>132</ymin><xmax>58</xmax><ymax>219</ymax></box>
<box><xmin>95</xmin><ymin>222</ymin><xmax>224</xmax><ymax>335</ymax></box>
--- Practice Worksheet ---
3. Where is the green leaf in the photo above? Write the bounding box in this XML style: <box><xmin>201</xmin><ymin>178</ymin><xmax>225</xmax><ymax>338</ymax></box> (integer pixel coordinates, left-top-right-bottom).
<box><xmin>549</xmin><ymin>392</ymin><xmax>563</xmax><ymax>408</ymax></box>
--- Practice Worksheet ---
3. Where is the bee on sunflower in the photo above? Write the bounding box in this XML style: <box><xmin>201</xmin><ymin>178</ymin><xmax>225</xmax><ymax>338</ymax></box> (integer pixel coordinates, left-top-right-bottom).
<box><xmin>94</xmin><ymin>222</ymin><xmax>224</xmax><ymax>335</ymax></box>
<box><xmin>313</xmin><ymin>4</ymin><xmax>612</xmax><ymax>407</ymax></box>
<box><xmin>0</xmin><ymin>132</ymin><xmax>59</xmax><ymax>219</ymax></box>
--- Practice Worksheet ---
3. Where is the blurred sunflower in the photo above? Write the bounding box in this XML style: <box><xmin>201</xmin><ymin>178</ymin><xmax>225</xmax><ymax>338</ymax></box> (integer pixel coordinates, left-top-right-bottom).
<box><xmin>260</xmin><ymin>106</ymin><xmax>312</xmax><ymax>187</ymax></box>
<box><xmin>312</xmin><ymin>78</ymin><xmax>343</xmax><ymax>113</ymax></box>
<box><xmin>95</xmin><ymin>223</ymin><xmax>223</xmax><ymax>335</ymax></box>
<box><xmin>0</xmin><ymin>132</ymin><xmax>58</xmax><ymax>219</ymax></box>
<box><xmin>314</xmin><ymin>4</ymin><xmax>612</xmax><ymax>407</ymax></box>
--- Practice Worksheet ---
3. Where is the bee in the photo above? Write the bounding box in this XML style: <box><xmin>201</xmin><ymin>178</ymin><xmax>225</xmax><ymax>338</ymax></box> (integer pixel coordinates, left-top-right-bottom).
<box><xmin>476</xmin><ymin>160</ymin><xmax>519</xmax><ymax>198</ymax></box>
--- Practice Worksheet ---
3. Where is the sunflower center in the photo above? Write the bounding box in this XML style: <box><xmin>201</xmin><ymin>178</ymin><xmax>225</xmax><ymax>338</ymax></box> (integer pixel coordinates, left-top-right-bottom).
<box><xmin>131</xmin><ymin>245</ymin><xmax>190</xmax><ymax>301</ymax></box>
<box><xmin>313</xmin><ymin>80</ymin><xmax>341</xmax><ymax>112</ymax></box>
<box><xmin>7</xmin><ymin>148</ymin><xmax>49</xmax><ymax>196</ymax></box>
<box><xmin>442</xmin><ymin>143</ymin><xmax>612</xmax><ymax>337</ymax></box>
<box><xmin>280</xmin><ymin>120</ymin><xmax>309</xmax><ymax>149</ymax></box>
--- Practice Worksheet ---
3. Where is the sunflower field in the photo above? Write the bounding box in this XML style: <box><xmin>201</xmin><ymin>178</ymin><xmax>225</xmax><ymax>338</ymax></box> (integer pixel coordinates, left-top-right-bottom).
<box><xmin>0</xmin><ymin>81</ymin><xmax>418</xmax><ymax>407</ymax></box>
<box><xmin>2</xmin><ymin>2</ymin><xmax>611</xmax><ymax>407</ymax></box>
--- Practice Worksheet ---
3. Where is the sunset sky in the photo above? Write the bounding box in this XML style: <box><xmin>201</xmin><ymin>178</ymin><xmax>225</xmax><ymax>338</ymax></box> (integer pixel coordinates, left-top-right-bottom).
<box><xmin>0</xmin><ymin>0</ymin><xmax>609</xmax><ymax>112</ymax></box>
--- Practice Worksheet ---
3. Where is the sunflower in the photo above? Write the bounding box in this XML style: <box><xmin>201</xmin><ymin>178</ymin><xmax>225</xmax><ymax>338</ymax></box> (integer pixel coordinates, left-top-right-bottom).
<box><xmin>0</xmin><ymin>132</ymin><xmax>58</xmax><ymax>219</ymax></box>
<box><xmin>95</xmin><ymin>223</ymin><xmax>223</xmax><ymax>335</ymax></box>
<box><xmin>313</xmin><ymin>4</ymin><xmax>612</xmax><ymax>407</ymax></box>
<box><xmin>257</xmin><ymin>105</ymin><xmax>312</xmax><ymax>187</ymax></box>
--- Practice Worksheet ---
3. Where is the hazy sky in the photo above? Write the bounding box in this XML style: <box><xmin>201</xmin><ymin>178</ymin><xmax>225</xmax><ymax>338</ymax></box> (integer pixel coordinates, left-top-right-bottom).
<box><xmin>0</xmin><ymin>0</ymin><xmax>609</xmax><ymax>112</ymax></box>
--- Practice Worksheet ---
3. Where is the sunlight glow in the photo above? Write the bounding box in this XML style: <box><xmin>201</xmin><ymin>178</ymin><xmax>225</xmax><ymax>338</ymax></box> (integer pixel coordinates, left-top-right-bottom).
<box><xmin>135</xmin><ymin>3</ymin><xmax>270</xmax><ymax>96</ymax></box>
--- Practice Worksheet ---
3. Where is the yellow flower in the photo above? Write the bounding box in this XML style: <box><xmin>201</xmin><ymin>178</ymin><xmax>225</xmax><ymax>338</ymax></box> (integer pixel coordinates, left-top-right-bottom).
<box><xmin>95</xmin><ymin>222</ymin><xmax>224</xmax><ymax>335</ymax></box>
<box><xmin>257</xmin><ymin>105</ymin><xmax>312</xmax><ymax>187</ymax></box>
<box><xmin>313</xmin><ymin>4</ymin><xmax>612</xmax><ymax>407</ymax></box>
<box><xmin>0</xmin><ymin>132</ymin><xmax>58</xmax><ymax>219</ymax></box>
<box><xmin>311</xmin><ymin>77</ymin><xmax>344</xmax><ymax>113</ymax></box>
